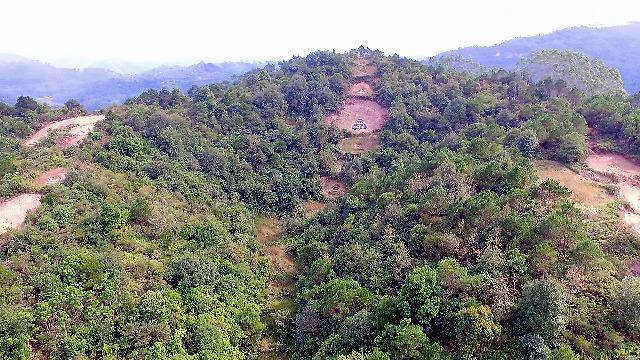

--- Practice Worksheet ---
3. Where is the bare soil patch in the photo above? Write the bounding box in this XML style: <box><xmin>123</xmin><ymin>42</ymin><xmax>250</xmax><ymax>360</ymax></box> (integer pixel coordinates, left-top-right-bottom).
<box><xmin>585</xmin><ymin>150</ymin><xmax>640</xmax><ymax>234</ymax></box>
<box><xmin>0</xmin><ymin>193</ymin><xmax>42</xmax><ymax>234</ymax></box>
<box><xmin>33</xmin><ymin>167</ymin><xmax>68</xmax><ymax>187</ymax></box>
<box><xmin>621</xmin><ymin>211</ymin><xmax>640</xmax><ymax>235</ymax></box>
<box><xmin>22</xmin><ymin>115</ymin><xmax>104</xmax><ymax>147</ymax></box>
<box><xmin>619</xmin><ymin>183</ymin><xmax>640</xmax><ymax>213</ymax></box>
<box><xmin>586</xmin><ymin>151</ymin><xmax>640</xmax><ymax>183</ymax></box>
<box><xmin>303</xmin><ymin>200</ymin><xmax>326</xmax><ymax>218</ymax></box>
<box><xmin>325</xmin><ymin>98</ymin><xmax>388</xmax><ymax>135</ymax></box>
<box><xmin>321</xmin><ymin>176</ymin><xmax>346</xmax><ymax>200</ymax></box>
<box><xmin>349</xmin><ymin>82</ymin><xmax>374</xmax><ymax>97</ymax></box>
<box><xmin>535</xmin><ymin>160</ymin><xmax>615</xmax><ymax>208</ymax></box>
<box><xmin>338</xmin><ymin>133</ymin><xmax>381</xmax><ymax>155</ymax></box>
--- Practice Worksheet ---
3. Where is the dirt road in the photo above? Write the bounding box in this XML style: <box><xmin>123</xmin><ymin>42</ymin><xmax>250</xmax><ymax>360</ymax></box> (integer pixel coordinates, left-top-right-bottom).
<box><xmin>22</xmin><ymin>114</ymin><xmax>104</xmax><ymax>147</ymax></box>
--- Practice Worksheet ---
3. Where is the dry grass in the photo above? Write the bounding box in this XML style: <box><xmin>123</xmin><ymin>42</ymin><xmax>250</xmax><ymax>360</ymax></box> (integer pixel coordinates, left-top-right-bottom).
<box><xmin>302</xmin><ymin>200</ymin><xmax>326</xmax><ymax>218</ymax></box>
<box><xmin>325</xmin><ymin>98</ymin><xmax>388</xmax><ymax>135</ymax></box>
<box><xmin>353</xmin><ymin>57</ymin><xmax>377</xmax><ymax>78</ymax></box>
<box><xmin>338</xmin><ymin>133</ymin><xmax>381</xmax><ymax>155</ymax></box>
<box><xmin>255</xmin><ymin>216</ymin><xmax>297</xmax><ymax>360</ymax></box>
<box><xmin>535</xmin><ymin>160</ymin><xmax>615</xmax><ymax>208</ymax></box>
<box><xmin>256</xmin><ymin>217</ymin><xmax>296</xmax><ymax>275</ymax></box>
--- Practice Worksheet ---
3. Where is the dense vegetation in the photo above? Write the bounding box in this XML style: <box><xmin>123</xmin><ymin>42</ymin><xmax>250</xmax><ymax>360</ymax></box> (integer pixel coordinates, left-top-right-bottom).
<box><xmin>1</xmin><ymin>49</ymin><xmax>640</xmax><ymax>359</ymax></box>
<box><xmin>518</xmin><ymin>51</ymin><xmax>625</xmax><ymax>97</ymax></box>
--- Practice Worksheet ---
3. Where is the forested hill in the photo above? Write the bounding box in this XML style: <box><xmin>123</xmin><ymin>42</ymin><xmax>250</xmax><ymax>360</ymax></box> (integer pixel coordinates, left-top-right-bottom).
<box><xmin>1</xmin><ymin>48</ymin><xmax>640</xmax><ymax>359</ymax></box>
<box><xmin>0</xmin><ymin>57</ymin><xmax>261</xmax><ymax>110</ymax></box>
<box><xmin>434</xmin><ymin>22</ymin><xmax>640</xmax><ymax>93</ymax></box>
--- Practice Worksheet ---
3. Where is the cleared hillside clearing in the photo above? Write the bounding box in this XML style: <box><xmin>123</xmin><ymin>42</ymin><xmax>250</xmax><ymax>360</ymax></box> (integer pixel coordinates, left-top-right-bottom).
<box><xmin>352</xmin><ymin>57</ymin><xmax>377</xmax><ymax>77</ymax></box>
<box><xmin>303</xmin><ymin>200</ymin><xmax>326</xmax><ymax>218</ymax></box>
<box><xmin>325</xmin><ymin>98</ymin><xmax>388</xmax><ymax>135</ymax></box>
<box><xmin>255</xmin><ymin>216</ymin><xmax>297</xmax><ymax>360</ymax></box>
<box><xmin>33</xmin><ymin>167</ymin><xmax>68</xmax><ymax>187</ymax></box>
<box><xmin>321</xmin><ymin>176</ymin><xmax>346</xmax><ymax>200</ymax></box>
<box><xmin>338</xmin><ymin>133</ymin><xmax>381</xmax><ymax>154</ymax></box>
<box><xmin>349</xmin><ymin>82</ymin><xmax>374</xmax><ymax>97</ymax></box>
<box><xmin>586</xmin><ymin>150</ymin><xmax>640</xmax><ymax>183</ymax></box>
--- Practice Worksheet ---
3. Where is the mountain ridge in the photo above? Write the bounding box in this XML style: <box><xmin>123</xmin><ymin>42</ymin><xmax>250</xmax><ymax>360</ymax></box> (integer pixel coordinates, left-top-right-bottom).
<box><xmin>433</xmin><ymin>22</ymin><xmax>640</xmax><ymax>93</ymax></box>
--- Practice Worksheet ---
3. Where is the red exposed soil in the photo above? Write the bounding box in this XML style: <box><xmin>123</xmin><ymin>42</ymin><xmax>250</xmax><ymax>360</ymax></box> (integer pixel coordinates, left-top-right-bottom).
<box><xmin>325</xmin><ymin>98</ymin><xmax>388</xmax><ymax>135</ymax></box>
<box><xmin>22</xmin><ymin>115</ymin><xmax>104</xmax><ymax>147</ymax></box>
<box><xmin>621</xmin><ymin>212</ymin><xmax>640</xmax><ymax>235</ymax></box>
<box><xmin>585</xmin><ymin>150</ymin><xmax>640</xmax><ymax>234</ymax></box>
<box><xmin>33</xmin><ymin>167</ymin><xmax>68</xmax><ymax>187</ymax></box>
<box><xmin>321</xmin><ymin>176</ymin><xmax>346</xmax><ymax>200</ymax></box>
<box><xmin>586</xmin><ymin>151</ymin><xmax>640</xmax><ymax>184</ymax></box>
<box><xmin>0</xmin><ymin>193</ymin><xmax>42</xmax><ymax>234</ymax></box>
<box><xmin>349</xmin><ymin>82</ymin><xmax>374</xmax><ymax>97</ymax></box>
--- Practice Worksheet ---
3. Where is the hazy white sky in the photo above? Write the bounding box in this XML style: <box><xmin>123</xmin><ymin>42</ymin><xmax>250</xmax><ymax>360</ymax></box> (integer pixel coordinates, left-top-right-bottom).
<box><xmin>2</xmin><ymin>0</ymin><xmax>639</xmax><ymax>67</ymax></box>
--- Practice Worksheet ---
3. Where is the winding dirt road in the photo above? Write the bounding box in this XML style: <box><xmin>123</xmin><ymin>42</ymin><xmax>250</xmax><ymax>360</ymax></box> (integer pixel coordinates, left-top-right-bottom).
<box><xmin>22</xmin><ymin>114</ymin><xmax>104</xmax><ymax>147</ymax></box>
<box><xmin>0</xmin><ymin>115</ymin><xmax>103</xmax><ymax>234</ymax></box>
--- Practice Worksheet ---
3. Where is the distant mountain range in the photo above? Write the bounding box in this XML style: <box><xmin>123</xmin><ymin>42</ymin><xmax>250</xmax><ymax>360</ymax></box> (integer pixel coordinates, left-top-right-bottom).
<box><xmin>3</xmin><ymin>23</ymin><xmax>640</xmax><ymax>111</ymax></box>
<box><xmin>0</xmin><ymin>57</ymin><xmax>262</xmax><ymax>110</ymax></box>
<box><xmin>434</xmin><ymin>22</ymin><xmax>640</xmax><ymax>94</ymax></box>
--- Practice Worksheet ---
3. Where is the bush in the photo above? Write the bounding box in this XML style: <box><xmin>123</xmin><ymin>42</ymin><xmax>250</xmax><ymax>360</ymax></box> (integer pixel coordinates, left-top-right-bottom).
<box><xmin>611</xmin><ymin>277</ymin><xmax>640</xmax><ymax>336</ymax></box>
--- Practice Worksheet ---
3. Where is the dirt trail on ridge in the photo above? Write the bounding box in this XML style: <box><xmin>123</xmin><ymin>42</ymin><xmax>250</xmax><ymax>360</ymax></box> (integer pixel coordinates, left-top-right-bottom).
<box><xmin>256</xmin><ymin>216</ymin><xmax>297</xmax><ymax>359</ymax></box>
<box><xmin>23</xmin><ymin>114</ymin><xmax>104</xmax><ymax>148</ymax></box>
<box><xmin>321</xmin><ymin>56</ymin><xmax>389</xmax><ymax>200</ymax></box>
<box><xmin>0</xmin><ymin>115</ymin><xmax>104</xmax><ymax>234</ymax></box>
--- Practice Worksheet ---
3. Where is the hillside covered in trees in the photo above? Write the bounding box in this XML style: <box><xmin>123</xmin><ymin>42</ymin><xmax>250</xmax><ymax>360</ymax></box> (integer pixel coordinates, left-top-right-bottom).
<box><xmin>0</xmin><ymin>48</ymin><xmax>640</xmax><ymax>360</ymax></box>
<box><xmin>434</xmin><ymin>22</ymin><xmax>640</xmax><ymax>94</ymax></box>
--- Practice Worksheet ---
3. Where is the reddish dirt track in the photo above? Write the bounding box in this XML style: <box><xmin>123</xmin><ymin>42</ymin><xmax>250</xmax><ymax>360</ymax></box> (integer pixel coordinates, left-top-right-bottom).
<box><xmin>33</xmin><ymin>167</ymin><xmax>68</xmax><ymax>187</ymax></box>
<box><xmin>586</xmin><ymin>151</ymin><xmax>640</xmax><ymax>182</ymax></box>
<box><xmin>325</xmin><ymin>98</ymin><xmax>388</xmax><ymax>134</ymax></box>
<box><xmin>22</xmin><ymin>115</ymin><xmax>104</xmax><ymax>147</ymax></box>
<box><xmin>321</xmin><ymin>176</ymin><xmax>346</xmax><ymax>200</ymax></box>
<box><xmin>349</xmin><ymin>82</ymin><xmax>374</xmax><ymax>97</ymax></box>
<box><xmin>0</xmin><ymin>193</ymin><xmax>42</xmax><ymax>234</ymax></box>
<box><xmin>582</xmin><ymin>149</ymin><xmax>640</xmax><ymax>235</ymax></box>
